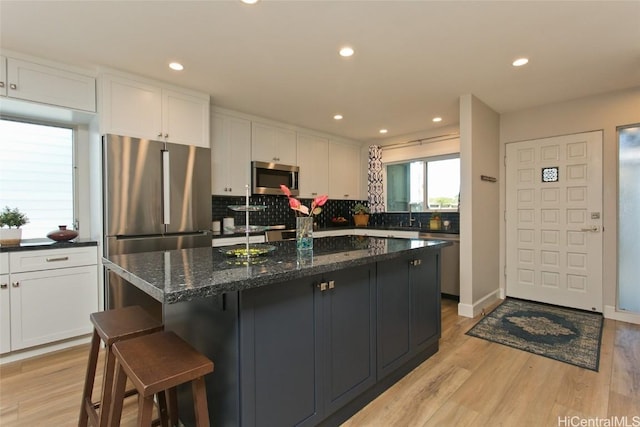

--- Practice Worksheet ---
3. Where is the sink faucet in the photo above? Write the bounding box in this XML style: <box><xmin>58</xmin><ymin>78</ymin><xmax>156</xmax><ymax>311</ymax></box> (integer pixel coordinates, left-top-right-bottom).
<box><xmin>408</xmin><ymin>208</ymin><xmax>416</xmax><ymax>227</ymax></box>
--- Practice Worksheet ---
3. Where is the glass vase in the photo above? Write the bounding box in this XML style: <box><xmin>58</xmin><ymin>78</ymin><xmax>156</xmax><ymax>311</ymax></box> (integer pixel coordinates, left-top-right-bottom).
<box><xmin>296</xmin><ymin>216</ymin><xmax>313</xmax><ymax>252</ymax></box>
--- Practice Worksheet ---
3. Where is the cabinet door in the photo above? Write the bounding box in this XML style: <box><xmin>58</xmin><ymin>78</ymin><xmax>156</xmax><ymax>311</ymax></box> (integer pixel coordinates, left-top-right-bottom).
<box><xmin>0</xmin><ymin>56</ymin><xmax>7</xmax><ymax>97</ymax></box>
<box><xmin>251</xmin><ymin>122</ymin><xmax>297</xmax><ymax>164</ymax></box>
<box><xmin>376</xmin><ymin>256</ymin><xmax>411</xmax><ymax>378</ymax></box>
<box><xmin>297</xmin><ymin>133</ymin><xmax>329</xmax><ymax>198</ymax></box>
<box><xmin>410</xmin><ymin>251</ymin><xmax>440</xmax><ymax>349</ymax></box>
<box><xmin>10</xmin><ymin>265</ymin><xmax>98</xmax><ymax>350</ymax></box>
<box><xmin>0</xmin><ymin>274</ymin><xmax>9</xmax><ymax>354</ymax></box>
<box><xmin>211</xmin><ymin>113</ymin><xmax>228</xmax><ymax>195</ymax></box>
<box><xmin>162</xmin><ymin>89</ymin><xmax>210</xmax><ymax>147</ymax></box>
<box><xmin>240</xmin><ymin>276</ymin><xmax>322</xmax><ymax>427</ymax></box>
<box><xmin>6</xmin><ymin>58</ymin><xmax>96</xmax><ymax>111</ymax></box>
<box><xmin>101</xmin><ymin>74</ymin><xmax>162</xmax><ymax>140</ymax></box>
<box><xmin>329</xmin><ymin>141</ymin><xmax>360</xmax><ymax>200</ymax></box>
<box><xmin>211</xmin><ymin>113</ymin><xmax>251</xmax><ymax>195</ymax></box>
<box><xmin>321</xmin><ymin>264</ymin><xmax>376</xmax><ymax>415</ymax></box>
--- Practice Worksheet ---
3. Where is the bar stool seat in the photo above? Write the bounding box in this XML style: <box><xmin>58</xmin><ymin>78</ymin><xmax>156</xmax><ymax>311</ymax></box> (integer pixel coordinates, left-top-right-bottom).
<box><xmin>109</xmin><ymin>331</ymin><xmax>214</xmax><ymax>427</ymax></box>
<box><xmin>79</xmin><ymin>305</ymin><xmax>164</xmax><ymax>427</ymax></box>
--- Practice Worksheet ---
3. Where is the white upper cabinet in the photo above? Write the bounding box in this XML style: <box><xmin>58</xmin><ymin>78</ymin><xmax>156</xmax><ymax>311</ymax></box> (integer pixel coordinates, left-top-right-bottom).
<box><xmin>100</xmin><ymin>72</ymin><xmax>210</xmax><ymax>147</ymax></box>
<box><xmin>251</xmin><ymin>122</ymin><xmax>297</xmax><ymax>165</ymax></box>
<box><xmin>162</xmin><ymin>89</ymin><xmax>210</xmax><ymax>147</ymax></box>
<box><xmin>1</xmin><ymin>56</ymin><xmax>96</xmax><ymax>112</ymax></box>
<box><xmin>329</xmin><ymin>141</ymin><xmax>361</xmax><ymax>200</ymax></box>
<box><xmin>296</xmin><ymin>132</ymin><xmax>329</xmax><ymax>198</ymax></box>
<box><xmin>100</xmin><ymin>74</ymin><xmax>162</xmax><ymax>139</ymax></box>
<box><xmin>211</xmin><ymin>112</ymin><xmax>251</xmax><ymax>196</ymax></box>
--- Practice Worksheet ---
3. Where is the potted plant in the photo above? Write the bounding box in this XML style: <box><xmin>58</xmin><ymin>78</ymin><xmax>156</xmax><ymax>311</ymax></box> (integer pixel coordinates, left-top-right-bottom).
<box><xmin>0</xmin><ymin>206</ymin><xmax>29</xmax><ymax>246</ymax></box>
<box><xmin>352</xmin><ymin>203</ymin><xmax>370</xmax><ymax>227</ymax></box>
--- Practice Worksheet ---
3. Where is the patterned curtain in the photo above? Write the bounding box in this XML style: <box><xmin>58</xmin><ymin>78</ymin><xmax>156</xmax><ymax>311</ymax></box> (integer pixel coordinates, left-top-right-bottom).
<box><xmin>367</xmin><ymin>145</ymin><xmax>385</xmax><ymax>213</ymax></box>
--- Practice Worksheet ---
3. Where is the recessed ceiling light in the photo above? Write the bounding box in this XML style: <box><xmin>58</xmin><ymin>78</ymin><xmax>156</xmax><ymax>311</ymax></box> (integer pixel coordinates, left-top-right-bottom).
<box><xmin>333</xmin><ymin>114</ymin><xmax>343</xmax><ymax>120</ymax></box>
<box><xmin>432</xmin><ymin>117</ymin><xmax>442</xmax><ymax>123</ymax></box>
<box><xmin>339</xmin><ymin>46</ymin><xmax>354</xmax><ymax>57</ymax></box>
<box><xmin>512</xmin><ymin>58</ymin><xmax>529</xmax><ymax>67</ymax></box>
<box><xmin>379</xmin><ymin>129</ymin><xmax>388</xmax><ymax>134</ymax></box>
<box><xmin>169</xmin><ymin>62</ymin><xmax>184</xmax><ymax>71</ymax></box>
<box><xmin>241</xmin><ymin>0</ymin><xmax>260</xmax><ymax>4</ymax></box>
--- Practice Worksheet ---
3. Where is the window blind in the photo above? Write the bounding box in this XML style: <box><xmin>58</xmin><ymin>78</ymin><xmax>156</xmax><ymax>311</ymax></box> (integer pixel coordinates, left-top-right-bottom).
<box><xmin>0</xmin><ymin>119</ymin><xmax>74</xmax><ymax>240</ymax></box>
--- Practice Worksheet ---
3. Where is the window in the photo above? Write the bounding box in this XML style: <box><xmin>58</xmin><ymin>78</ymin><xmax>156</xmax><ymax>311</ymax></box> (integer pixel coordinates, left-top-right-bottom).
<box><xmin>618</xmin><ymin>124</ymin><xmax>640</xmax><ymax>313</ymax></box>
<box><xmin>386</xmin><ymin>155</ymin><xmax>459</xmax><ymax>212</ymax></box>
<box><xmin>0</xmin><ymin>118</ymin><xmax>75</xmax><ymax>239</ymax></box>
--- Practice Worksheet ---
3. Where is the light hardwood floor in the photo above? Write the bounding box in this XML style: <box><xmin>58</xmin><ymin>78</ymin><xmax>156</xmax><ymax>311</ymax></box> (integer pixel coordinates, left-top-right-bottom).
<box><xmin>0</xmin><ymin>299</ymin><xmax>638</xmax><ymax>426</ymax></box>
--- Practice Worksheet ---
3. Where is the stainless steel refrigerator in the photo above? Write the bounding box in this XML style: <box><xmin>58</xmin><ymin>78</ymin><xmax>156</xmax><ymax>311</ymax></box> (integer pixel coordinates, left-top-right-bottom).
<box><xmin>103</xmin><ymin>134</ymin><xmax>211</xmax><ymax>315</ymax></box>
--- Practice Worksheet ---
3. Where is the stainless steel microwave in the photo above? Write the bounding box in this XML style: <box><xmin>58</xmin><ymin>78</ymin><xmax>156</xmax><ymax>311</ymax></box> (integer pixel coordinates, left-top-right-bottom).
<box><xmin>252</xmin><ymin>161</ymin><xmax>300</xmax><ymax>196</ymax></box>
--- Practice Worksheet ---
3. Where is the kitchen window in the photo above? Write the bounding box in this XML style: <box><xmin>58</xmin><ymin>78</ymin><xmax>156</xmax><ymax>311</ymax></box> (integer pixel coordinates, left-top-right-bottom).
<box><xmin>0</xmin><ymin>118</ymin><xmax>76</xmax><ymax>239</ymax></box>
<box><xmin>386</xmin><ymin>155</ymin><xmax>460</xmax><ymax>212</ymax></box>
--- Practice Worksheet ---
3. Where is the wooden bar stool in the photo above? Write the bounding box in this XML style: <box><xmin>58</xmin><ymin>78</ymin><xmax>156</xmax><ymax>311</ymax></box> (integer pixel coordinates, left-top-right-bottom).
<box><xmin>79</xmin><ymin>306</ymin><xmax>164</xmax><ymax>427</ymax></box>
<box><xmin>109</xmin><ymin>331</ymin><xmax>214</xmax><ymax>427</ymax></box>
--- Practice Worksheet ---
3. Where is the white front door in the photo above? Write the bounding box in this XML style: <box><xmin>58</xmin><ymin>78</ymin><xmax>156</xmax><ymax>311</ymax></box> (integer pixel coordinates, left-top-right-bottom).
<box><xmin>505</xmin><ymin>131</ymin><xmax>603</xmax><ymax>312</ymax></box>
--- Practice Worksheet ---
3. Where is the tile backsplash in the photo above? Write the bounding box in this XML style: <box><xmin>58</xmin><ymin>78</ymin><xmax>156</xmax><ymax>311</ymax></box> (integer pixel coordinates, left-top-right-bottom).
<box><xmin>212</xmin><ymin>195</ymin><xmax>459</xmax><ymax>232</ymax></box>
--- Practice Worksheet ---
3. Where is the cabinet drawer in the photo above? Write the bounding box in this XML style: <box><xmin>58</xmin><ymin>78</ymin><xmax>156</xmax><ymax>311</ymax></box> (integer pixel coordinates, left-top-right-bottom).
<box><xmin>10</xmin><ymin>247</ymin><xmax>97</xmax><ymax>273</ymax></box>
<box><xmin>212</xmin><ymin>235</ymin><xmax>265</xmax><ymax>247</ymax></box>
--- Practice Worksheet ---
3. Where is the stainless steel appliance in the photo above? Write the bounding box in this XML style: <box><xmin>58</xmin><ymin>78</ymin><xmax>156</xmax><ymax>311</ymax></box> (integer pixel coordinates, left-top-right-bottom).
<box><xmin>420</xmin><ymin>232</ymin><xmax>460</xmax><ymax>297</ymax></box>
<box><xmin>103</xmin><ymin>134</ymin><xmax>212</xmax><ymax>314</ymax></box>
<box><xmin>252</xmin><ymin>161</ymin><xmax>299</xmax><ymax>196</ymax></box>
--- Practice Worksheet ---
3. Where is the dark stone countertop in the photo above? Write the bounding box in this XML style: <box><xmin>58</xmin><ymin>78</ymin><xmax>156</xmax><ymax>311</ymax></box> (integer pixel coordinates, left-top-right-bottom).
<box><xmin>103</xmin><ymin>235</ymin><xmax>450</xmax><ymax>305</ymax></box>
<box><xmin>0</xmin><ymin>238</ymin><xmax>98</xmax><ymax>252</ymax></box>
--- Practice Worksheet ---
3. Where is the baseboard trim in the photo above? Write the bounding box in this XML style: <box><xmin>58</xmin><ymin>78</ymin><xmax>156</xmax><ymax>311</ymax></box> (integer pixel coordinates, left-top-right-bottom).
<box><xmin>458</xmin><ymin>289</ymin><xmax>502</xmax><ymax>318</ymax></box>
<box><xmin>604</xmin><ymin>305</ymin><xmax>640</xmax><ymax>325</ymax></box>
<box><xmin>0</xmin><ymin>334</ymin><xmax>91</xmax><ymax>365</ymax></box>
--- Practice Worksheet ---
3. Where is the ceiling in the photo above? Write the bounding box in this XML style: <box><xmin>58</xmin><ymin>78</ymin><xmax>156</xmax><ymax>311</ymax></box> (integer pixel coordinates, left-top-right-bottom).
<box><xmin>1</xmin><ymin>1</ymin><xmax>639</xmax><ymax>142</ymax></box>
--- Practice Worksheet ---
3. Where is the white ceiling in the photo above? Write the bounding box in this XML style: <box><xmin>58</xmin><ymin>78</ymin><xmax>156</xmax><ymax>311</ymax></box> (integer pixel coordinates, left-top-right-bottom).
<box><xmin>1</xmin><ymin>1</ymin><xmax>639</xmax><ymax>142</ymax></box>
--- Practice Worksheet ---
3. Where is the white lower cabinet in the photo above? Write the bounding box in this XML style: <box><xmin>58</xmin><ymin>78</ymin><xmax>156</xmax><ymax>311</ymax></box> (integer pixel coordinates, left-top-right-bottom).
<box><xmin>353</xmin><ymin>229</ymin><xmax>419</xmax><ymax>239</ymax></box>
<box><xmin>1</xmin><ymin>253</ymin><xmax>10</xmax><ymax>354</ymax></box>
<box><xmin>212</xmin><ymin>235</ymin><xmax>266</xmax><ymax>247</ymax></box>
<box><xmin>1</xmin><ymin>247</ymin><xmax>98</xmax><ymax>354</ymax></box>
<box><xmin>0</xmin><ymin>273</ymin><xmax>9</xmax><ymax>353</ymax></box>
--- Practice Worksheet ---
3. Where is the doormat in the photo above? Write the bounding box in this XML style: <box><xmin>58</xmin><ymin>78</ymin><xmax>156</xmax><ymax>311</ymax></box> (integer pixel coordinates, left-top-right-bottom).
<box><xmin>466</xmin><ymin>298</ymin><xmax>604</xmax><ymax>371</ymax></box>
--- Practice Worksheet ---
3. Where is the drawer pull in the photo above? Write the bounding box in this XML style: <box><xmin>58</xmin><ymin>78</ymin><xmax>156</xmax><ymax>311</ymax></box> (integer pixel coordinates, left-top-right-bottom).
<box><xmin>12</xmin><ymin>282</ymin><xmax>19</xmax><ymax>288</ymax></box>
<box><xmin>0</xmin><ymin>284</ymin><xmax>7</xmax><ymax>289</ymax></box>
<box><xmin>46</xmin><ymin>256</ymin><xmax>69</xmax><ymax>262</ymax></box>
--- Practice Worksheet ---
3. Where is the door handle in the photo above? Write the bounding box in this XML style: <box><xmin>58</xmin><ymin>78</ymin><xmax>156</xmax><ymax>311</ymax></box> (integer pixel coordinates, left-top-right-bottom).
<box><xmin>162</xmin><ymin>150</ymin><xmax>170</xmax><ymax>225</ymax></box>
<box><xmin>580</xmin><ymin>226</ymin><xmax>599</xmax><ymax>232</ymax></box>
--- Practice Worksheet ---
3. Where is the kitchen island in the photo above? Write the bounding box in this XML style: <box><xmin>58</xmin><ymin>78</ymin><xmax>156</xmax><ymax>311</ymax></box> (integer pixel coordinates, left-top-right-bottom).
<box><xmin>103</xmin><ymin>235</ymin><xmax>450</xmax><ymax>427</ymax></box>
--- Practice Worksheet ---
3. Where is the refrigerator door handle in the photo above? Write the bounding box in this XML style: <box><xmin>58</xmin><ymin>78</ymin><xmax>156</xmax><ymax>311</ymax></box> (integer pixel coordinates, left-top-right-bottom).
<box><xmin>162</xmin><ymin>150</ymin><xmax>170</xmax><ymax>225</ymax></box>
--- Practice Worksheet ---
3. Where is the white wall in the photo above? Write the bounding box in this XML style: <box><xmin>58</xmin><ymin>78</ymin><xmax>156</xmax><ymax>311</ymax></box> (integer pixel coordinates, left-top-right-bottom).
<box><xmin>459</xmin><ymin>94</ymin><xmax>501</xmax><ymax>317</ymax></box>
<box><xmin>499</xmin><ymin>86</ymin><xmax>640</xmax><ymax>320</ymax></box>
